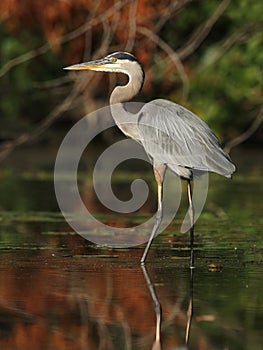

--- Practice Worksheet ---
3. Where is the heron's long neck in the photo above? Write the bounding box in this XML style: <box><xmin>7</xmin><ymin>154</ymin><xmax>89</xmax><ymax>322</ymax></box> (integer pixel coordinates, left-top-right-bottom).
<box><xmin>109</xmin><ymin>68</ymin><xmax>144</xmax><ymax>105</ymax></box>
<box><xmin>109</xmin><ymin>66</ymin><xmax>144</xmax><ymax>139</ymax></box>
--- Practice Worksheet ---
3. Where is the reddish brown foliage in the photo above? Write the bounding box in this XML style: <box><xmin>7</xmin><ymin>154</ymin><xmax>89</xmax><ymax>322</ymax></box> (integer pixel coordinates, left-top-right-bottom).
<box><xmin>0</xmin><ymin>0</ymin><xmax>173</xmax><ymax>62</ymax></box>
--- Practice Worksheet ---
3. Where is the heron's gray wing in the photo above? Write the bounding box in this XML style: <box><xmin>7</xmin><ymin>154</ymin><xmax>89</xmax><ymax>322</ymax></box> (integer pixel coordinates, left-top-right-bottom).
<box><xmin>138</xmin><ymin>99</ymin><xmax>235</xmax><ymax>178</ymax></box>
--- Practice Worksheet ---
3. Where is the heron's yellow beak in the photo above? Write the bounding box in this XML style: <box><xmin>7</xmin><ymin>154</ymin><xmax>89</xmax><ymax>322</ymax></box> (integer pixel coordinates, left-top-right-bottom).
<box><xmin>64</xmin><ymin>58</ymin><xmax>108</xmax><ymax>71</ymax></box>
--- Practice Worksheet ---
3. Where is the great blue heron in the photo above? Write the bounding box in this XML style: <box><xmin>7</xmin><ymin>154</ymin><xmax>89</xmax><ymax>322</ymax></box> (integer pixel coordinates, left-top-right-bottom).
<box><xmin>64</xmin><ymin>51</ymin><xmax>235</xmax><ymax>266</ymax></box>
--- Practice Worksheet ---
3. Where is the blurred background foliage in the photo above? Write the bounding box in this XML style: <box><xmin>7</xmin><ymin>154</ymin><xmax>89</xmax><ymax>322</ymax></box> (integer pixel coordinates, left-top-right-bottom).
<box><xmin>0</xmin><ymin>0</ymin><xmax>262</xmax><ymax>156</ymax></box>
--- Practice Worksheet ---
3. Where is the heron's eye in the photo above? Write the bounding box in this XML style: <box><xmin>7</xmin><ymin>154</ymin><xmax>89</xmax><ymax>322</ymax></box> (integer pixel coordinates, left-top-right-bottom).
<box><xmin>111</xmin><ymin>57</ymin><xmax>117</xmax><ymax>63</ymax></box>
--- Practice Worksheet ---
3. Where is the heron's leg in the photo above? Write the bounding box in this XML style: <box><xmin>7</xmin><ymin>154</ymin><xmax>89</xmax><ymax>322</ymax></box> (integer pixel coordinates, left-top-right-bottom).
<box><xmin>185</xmin><ymin>267</ymin><xmax>194</xmax><ymax>344</ymax></box>
<box><xmin>141</xmin><ymin>163</ymin><xmax>166</xmax><ymax>264</ymax></box>
<box><xmin>141</xmin><ymin>264</ymin><xmax>162</xmax><ymax>348</ymax></box>
<box><xmin>187</xmin><ymin>179</ymin><xmax>195</xmax><ymax>267</ymax></box>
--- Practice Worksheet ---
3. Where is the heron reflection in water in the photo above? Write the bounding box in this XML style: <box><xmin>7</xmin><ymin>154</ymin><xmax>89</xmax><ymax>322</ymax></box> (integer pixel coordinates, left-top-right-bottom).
<box><xmin>142</xmin><ymin>264</ymin><xmax>194</xmax><ymax>350</ymax></box>
<box><xmin>64</xmin><ymin>52</ymin><xmax>235</xmax><ymax>266</ymax></box>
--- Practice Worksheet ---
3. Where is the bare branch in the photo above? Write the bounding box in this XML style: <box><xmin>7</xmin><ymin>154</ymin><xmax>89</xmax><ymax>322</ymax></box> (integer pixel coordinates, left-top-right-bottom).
<box><xmin>138</xmin><ymin>26</ymin><xmax>189</xmax><ymax>101</ymax></box>
<box><xmin>0</xmin><ymin>43</ymin><xmax>51</xmax><ymax>79</ymax></box>
<box><xmin>0</xmin><ymin>0</ymin><xmax>130</xmax><ymax>78</ymax></box>
<box><xmin>32</xmin><ymin>76</ymin><xmax>71</xmax><ymax>89</ymax></box>
<box><xmin>177</xmin><ymin>0</ymin><xmax>231</xmax><ymax>60</ymax></box>
<box><xmin>202</xmin><ymin>23</ymin><xmax>263</xmax><ymax>67</ymax></box>
<box><xmin>0</xmin><ymin>76</ymin><xmax>91</xmax><ymax>162</ymax></box>
<box><xmin>124</xmin><ymin>0</ymin><xmax>138</xmax><ymax>52</ymax></box>
<box><xmin>0</xmin><ymin>0</ymin><xmax>132</xmax><ymax>161</ymax></box>
<box><xmin>224</xmin><ymin>106</ymin><xmax>263</xmax><ymax>152</ymax></box>
<box><xmin>155</xmin><ymin>0</ymin><xmax>191</xmax><ymax>32</ymax></box>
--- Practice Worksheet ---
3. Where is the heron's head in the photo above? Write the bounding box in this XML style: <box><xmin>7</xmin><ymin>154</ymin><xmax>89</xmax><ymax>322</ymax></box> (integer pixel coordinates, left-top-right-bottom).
<box><xmin>64</xmin><ymin>52</ymin><xmax>141</xmax><ymax>75</ymax></box>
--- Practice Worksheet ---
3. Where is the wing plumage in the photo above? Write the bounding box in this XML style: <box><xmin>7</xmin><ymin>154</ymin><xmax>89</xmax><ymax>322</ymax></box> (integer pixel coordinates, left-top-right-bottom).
<box><xmin>137</xmin><ymin>99</ymin><xmax>235</xmax><ymax>179</ymax></box>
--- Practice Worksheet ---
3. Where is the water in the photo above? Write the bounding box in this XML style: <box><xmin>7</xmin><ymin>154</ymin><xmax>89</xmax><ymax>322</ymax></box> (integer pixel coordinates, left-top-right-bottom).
<box><xmin>0</xmin><ymin>142</ymin><xmax>262</xmax><ymax>349</ymax></box>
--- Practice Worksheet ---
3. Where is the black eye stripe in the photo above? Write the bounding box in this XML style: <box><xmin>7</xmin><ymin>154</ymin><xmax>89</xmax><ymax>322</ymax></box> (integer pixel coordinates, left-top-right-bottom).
<box><xmin>107</xmin><ymin>52</ymin><xmax>137</xmax><ymax>62</ymax></box>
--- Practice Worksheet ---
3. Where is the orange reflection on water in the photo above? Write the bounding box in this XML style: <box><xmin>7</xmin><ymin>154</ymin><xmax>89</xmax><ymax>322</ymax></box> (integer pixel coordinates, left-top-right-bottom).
<box><xmin>0</xmin><ymin>237</ymin><xmax>209</xmax><ymax>350</ymax></box>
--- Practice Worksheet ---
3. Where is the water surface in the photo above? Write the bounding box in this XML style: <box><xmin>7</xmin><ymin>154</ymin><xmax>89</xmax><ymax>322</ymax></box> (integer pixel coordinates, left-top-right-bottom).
<box><xmin>0</xmin><ymin>144</ymin><xmax>262</xmax><ymax>349</ymax></box>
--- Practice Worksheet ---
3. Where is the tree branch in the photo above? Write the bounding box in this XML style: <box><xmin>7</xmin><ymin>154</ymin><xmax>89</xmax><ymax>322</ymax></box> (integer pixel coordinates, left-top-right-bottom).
<box><xmin>0</xmin><ymin>0</ymin><xmax>130</xmax><ymax>78</ymax></box>
<box><xmin>177</xmin><ymin>0</ymin><xmax>231</xmax><ymax>60</ymax></box>
<box><xmin>201</xmin><ymin>23</ymin><xmax>263</xmax><ymax>68</ymax></box>
<box><xmin>137</xmin><ymin>26</ymin><xmax>189</xmax><ymax>101</ymax></box>
<box><xmin>0</xmin><ymin>75</ymin><xmax>92</xmax><ymax>161</ymax></box>
<box><xmin>124</xmin><ymin>0</ymin><xmax>138</xmax><ymax>52</ymax></box>
<box><xmin>224</xmin><ymin>106</ymin><xmax>263</xmax><ymax>152</ymax></box>
<box><xmin>0</xmin><ymin>0</ymin><xmax>131</xmax><ymax>161</ymax></box>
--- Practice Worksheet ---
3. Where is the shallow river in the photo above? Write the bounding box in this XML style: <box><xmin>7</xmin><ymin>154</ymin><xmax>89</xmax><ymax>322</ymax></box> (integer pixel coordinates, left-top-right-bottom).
<box><xmin>0</xmin><ymin>142</ymin><xmax>262</xmax><ymax>350</ymax></box>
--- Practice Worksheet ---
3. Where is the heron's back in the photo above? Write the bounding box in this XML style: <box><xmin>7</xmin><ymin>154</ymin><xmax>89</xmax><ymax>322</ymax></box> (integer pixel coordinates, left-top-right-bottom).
<box><xmin>137</xmin><ymin>99</ymin><xmax>235</xmax><ymax>179</ymax></box>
